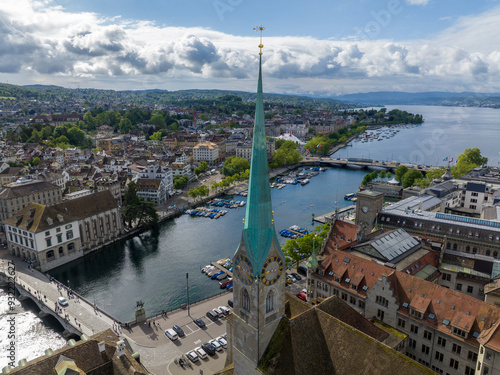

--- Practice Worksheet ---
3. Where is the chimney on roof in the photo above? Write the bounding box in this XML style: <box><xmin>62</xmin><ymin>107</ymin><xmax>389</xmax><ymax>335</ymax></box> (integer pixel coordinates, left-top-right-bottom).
<box><xmin>98</xmin><ymin>341</ymin><xmax>106</xmax><ymax>353</ymax></box>
<box><xmin>116</xmin><ymin>340</ymin><xmax>126</xmax><ymax>357</ymax></box>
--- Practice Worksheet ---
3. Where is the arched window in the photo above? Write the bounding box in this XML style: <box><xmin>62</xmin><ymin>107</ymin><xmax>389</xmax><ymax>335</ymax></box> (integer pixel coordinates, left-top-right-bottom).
<box><xmin>242</xmin><ymin>289</ymin><xmax>250</xmax><ymax>312</ymax></box>
<box><xmin>446</xmin><ymin>242</ymin><xmax>451</xmax><ymax>250</ymax></box>
<box><xmin>46</xmin><ymin>250</ymin><xmax>55</xmax><ymax>260</ymax></box>
<box><xmin>473</xmin><ymin>247</ymin><xmax>478</xmax><ymax>254</ymax></box>
<box><xmin>465</xmin><ymin>246</ymin><xmax>470</xmax><ymax>253</ymax></box>
<box><xmin>494</xmin><ymin>251</ymin><xmax>498</xmax><ymax>259</ymax></box>
<box><xmin>58</xmin><ymin>246</ymin><xmax>64</xmax><ymax>255</ymax></box>
<box><xmin>453</xmin><ymin>243</ymin><xmax>458</xmax><ymax>251</ymax></box>
<box><xmin>266</xmin><ymin>290</ymin><xmax>275</xmax><ymax>313</ymax></box>
<box><xmin>486</xmin><ymin>250</ymin><xmax>491</xmax><ymax>256</ymax></box>
<box><xmin>67</xmin><ymin>243</ymin><xmax>75</xmax><ymax>251</ymax></box>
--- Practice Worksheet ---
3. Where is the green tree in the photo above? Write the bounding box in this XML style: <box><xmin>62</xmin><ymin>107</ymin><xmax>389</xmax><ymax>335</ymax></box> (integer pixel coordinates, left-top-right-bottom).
<box><xmin>395</xmin><ymin>165</ymin><xmax>409</xmax><ymax>182</ymax></box>
<box><xmin>282</xmin><ymin>223</ymin><xmax>330</xmax><ymax>264</ymax></box>
<box><xmin>194</xmin><ymin>161</ymin><xmax>209</xmax><ymax>175</ymax></box>
<box><xmin>150</xmin><ymin>131</ymin><xmax>162</xmax><ymax>141</ymax></box>
<box><xmin>119</xmin><ymin>118</ymin><xmax>133</xmax><ymax>134</ymax></box>
<box><xmin>457</xmin><ymin>147</ymin><xmax>488</xmax><ymax>166</ymax></box>
<box><xmin>264</xmin><ymin>113</ymin><xmax>274</xmax><ymax>119</ymax></box>
<box><xmin>379</xmin><ymin>170</ymin><xmax>386</xmax><ymax>179</ymax></box>
<box><xmin>168</xmin><ymin>122</ymin><xmax>180</xmax><ymax>132</ymax></box>
<box><xmin>387</xmin><ymin>172</ymin><xmax>392</xmax><ymax>179</ymax></box>
<box><xmin>292</xmin><ymin>108</ymin><xmax>303</xmax><ymax>116</ymax></box>
<box><xmin>426</xmin><ymin>167</ymin><xmax>446</xmax><ymax>181</ymax></box>
<box><xmin>401</xmin><ymin>169</ymin><xmax>423</xmax><ymax>188</ymax></box>
<box><xmin>149</xmin><ymin>114</ymin><xmax>166</xmax><ymax>128</ymax></box>
<box><xmin>67</xmin><ymin>126</ymin><xmax>86</xmax><ymax>146</ymax></box>
<box><xmin>31</xmin><ymin>157</ymin><xmax>40</xmax><ymax>166</ymax></box>
<box><xmin>222</xmin><ymin>157</ymin><xmax>250</xmax><ymax>176</ymax></box>
<box><xmin>173</xmin><ymin>176</ymin><xmax>189</xmax><ymax>189</ymax></box>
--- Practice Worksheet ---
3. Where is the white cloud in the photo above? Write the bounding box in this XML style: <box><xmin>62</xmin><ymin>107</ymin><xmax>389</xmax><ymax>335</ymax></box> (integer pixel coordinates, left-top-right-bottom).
<box><xmin>406</xmin><ymin>0</ymin><xmax>430</xmax><ymax>5</ymax></box>
<box><xmin>0</xmin><ymin>0</ymin><xmax>499</xmax><ymax>94</ymax></box>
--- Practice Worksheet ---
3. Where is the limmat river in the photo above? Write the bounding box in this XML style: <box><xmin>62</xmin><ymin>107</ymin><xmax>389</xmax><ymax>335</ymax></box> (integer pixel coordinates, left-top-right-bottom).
<box><xmin>3</xmin><ymin>105</ymin><xmax>499</xmax><ymax>367</ymax></box>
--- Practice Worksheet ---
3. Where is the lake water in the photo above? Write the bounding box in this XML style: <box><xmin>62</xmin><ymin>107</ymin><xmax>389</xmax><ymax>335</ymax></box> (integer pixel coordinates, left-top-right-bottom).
<box><xmin>333</xmin><ymin>105</ymin><xmax>500</xmax><ymax>166</ymax></box>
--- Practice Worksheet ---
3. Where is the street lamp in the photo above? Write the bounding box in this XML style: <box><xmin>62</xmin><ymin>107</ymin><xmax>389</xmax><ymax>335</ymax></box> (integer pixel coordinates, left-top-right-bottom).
<box><xmin>186</xmin><ymin>272</ymin><xmax>190</xmax><ymax>317</ymax></box>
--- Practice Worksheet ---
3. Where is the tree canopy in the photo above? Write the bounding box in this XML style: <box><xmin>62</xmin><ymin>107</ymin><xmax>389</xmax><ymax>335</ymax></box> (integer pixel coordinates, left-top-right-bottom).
<box><xmin>222</xmin><ymin>157</ymin><xmax>250</xmax><ymax>176</ymax></box>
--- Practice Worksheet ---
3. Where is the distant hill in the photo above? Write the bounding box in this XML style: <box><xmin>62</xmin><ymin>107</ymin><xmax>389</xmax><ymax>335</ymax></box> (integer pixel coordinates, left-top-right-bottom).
<box><xmin>334</xmin><ymin>91</ymin><xmax>500</xmax><ymax>106</ymax></box>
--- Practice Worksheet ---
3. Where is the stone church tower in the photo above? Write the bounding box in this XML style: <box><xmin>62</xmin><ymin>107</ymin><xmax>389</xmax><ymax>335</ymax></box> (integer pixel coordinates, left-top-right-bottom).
<box><xmin>228</xmin><ymin>31</ymin><xmax>286</xmax><ymax>375</ymax></box>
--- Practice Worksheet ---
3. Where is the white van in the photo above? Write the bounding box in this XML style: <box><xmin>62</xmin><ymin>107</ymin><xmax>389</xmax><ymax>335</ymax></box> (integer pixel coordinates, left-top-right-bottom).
<box><xmin>165</xmin><ymin>328</ymin><xmax>178</xmax><ymax>341</ymax></box>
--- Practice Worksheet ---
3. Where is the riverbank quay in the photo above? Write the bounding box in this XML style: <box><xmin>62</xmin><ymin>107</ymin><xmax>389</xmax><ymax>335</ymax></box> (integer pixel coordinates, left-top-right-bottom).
<box><xmin>313</xmin><ymin>205</ymin><xmax>356</xmax><ymax>224</ymax></box>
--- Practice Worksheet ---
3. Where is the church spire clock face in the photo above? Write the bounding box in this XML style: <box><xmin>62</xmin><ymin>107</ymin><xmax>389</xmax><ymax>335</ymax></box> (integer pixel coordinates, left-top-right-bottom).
<box><xmin>260</xmin><ymin>256</ymin><xmax>284</xmax><ymax>286</ymax></box>
<box><xmin>234</xmin><ymin>254</ymin><xmax>254</xmax><ymax>285</ymax></box>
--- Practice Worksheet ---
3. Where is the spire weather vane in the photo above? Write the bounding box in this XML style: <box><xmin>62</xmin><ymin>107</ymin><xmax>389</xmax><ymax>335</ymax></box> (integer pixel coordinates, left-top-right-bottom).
<box><xmin>254</xmin><ymin>26</ymin><xmax>265</xmax><ymax>55</ymax></box>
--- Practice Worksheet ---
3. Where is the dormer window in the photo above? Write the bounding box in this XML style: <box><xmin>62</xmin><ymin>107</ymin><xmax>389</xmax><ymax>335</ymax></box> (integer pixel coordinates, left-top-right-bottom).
<box><xmin>452</xmin><ymin>327</ymin><xmax>467</xmax><ymax>338</ymax></box>
<box><xmin>46</xmin><ymin>217</ymin><xmax>53</xmax><ymax>225</ymax></box>
<box><xmin>410</xmin><ymin>308</ymin><xmax>423</xmax><ymax>319</ymax></box>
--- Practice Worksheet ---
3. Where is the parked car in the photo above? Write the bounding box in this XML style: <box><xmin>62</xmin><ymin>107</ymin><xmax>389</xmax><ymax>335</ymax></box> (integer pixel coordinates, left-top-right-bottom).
<box><xmin>297</xmin><ymin>265</ymin><xmax>308</xmax><ymax>276</ymax></box>
<box><xmin>286</xmin><ymin>276</ymin><xmax>293</xmax><ymax>284</ymax></box>
<box><xmin>186</xmin><ymin>350</ymin><xmax>199</xmax><ymax>362</ymax></box>
<box><xmin>58</xmin><ymin>297</ymin><xmax>68</xmax><ymax>307</ymax></box>
<box><xmin>194</xmin><ymin>318</ymin><xmax>206</xmax><ymax>328</ymax></box>
<box><xmin>287</xmin><ymin>274</ymin><xmax>297</xmax><ymax>282</ymax></box>
<box><xmin>195</xmin><ymin>346</ymin><xmax>207</xmax><ymax>359</ymax></box>
<box><xmin>201</xmin><ymin>342</ymin><xmax>216</xmax><ymax>356</ymax></box>
<box><xmin>226</xmin><ymin>283</ymin><xmax>233</xmax><ymax>291</ymax></box>
<box><xmin>228</xmin><ymin>298</ymin><xmax>233</xmax><ymax>308</ymax></box>
<box><xmin>296</xmin><ymin>292</ymin><xmax>307</xmax><ymax>302</ymax></box>
<box><xmin>172</xmin><ymin>325</ymin><xmax>185</xmax><ymax>337</ymax></box>
<box><xmin>291</xmin><ymin>272</ymin><xmax>302</xmax><ymax>281</ymax></box>
<box><xmin>213</xmin><ymin>307</ymin><xmax>223</xmax><ymax>317</ymax></box>
<box><xmin>217</xmin><ymin>336</ymin><xmax>227</xmax><ymax>348</ymax></box>
<box><xmin>218</xmin><ymin>306</ymin><xmax>230</xmax><ymax>315</ymax></box>
<box><xmin>165</xmin><ymin>328</ymin><xmax>178</xmax><ymax>341</ymax></box>
<box><xmin>209</xmin><ymin>339</ymin><xmax>223</xmax><ymax>351</ymax></box>
<box><xmin>206</xmin><ymin>310</ymin><xmax>219</xmax><ymax>322</ymax></box>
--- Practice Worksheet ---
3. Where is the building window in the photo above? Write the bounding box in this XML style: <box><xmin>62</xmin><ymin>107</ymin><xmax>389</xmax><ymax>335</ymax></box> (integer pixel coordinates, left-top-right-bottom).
<box><xmin>66</xmin><ymin>230</ymin><xmax>73</xmax><ymax>240</ymax></box>
<box><xmin>58</xmin><ymin>247</ymin><xmax>63</xmax><ymax>255</ymax></box>
<box><xmin>453</xmin><ymin>327</ymin><xmax>467</xmax><ymax>338</ymax></box>
<box><xmin>435</xmin><ymin>351</ymin><xmax>443</xmax><ymax>362</ymax></box>
<box><xmin>442</xmin><ymin>273</ymin><xmax>451</xmax><ymax>281</ymax></box>
<box><xmin>377</xmin><ymin>309</ymin><xmax>385</xmax><ymax>321</ymax></box>
<box><xmin>358</xmin><ymin>300</ymin><xmax>365</xmax><ymax>309</ymax></box>
<box><xmin>453</xmin><ymin>244</ymin><xmax>458</xmax><ymax>251</ymax></box>
<box><xmin>67</xmin><ymin>243</ymin><xmax>75</xmax><ymax>251</ymax></box>
<box><xmin>398</xmin><ymin>318</ymin><xmax>406</xmax><ymax>329</ymax></box>
<box><xmin>265</xmin><ymin>290</ymin><xmax>274</xmax><ymax>313</ymax></box>
<box><xmin>423</xmin><ymin>330</ymin><xmax>432</xmax><ymax>340</ymax></box>
<box><xmin>57</xmin><ymin>234</ymin><xmax>62</xmax><ymax>243</ymax></box>
<box><xmin>45</xmin><ymin>231</ymin><xmax>50</xmax><ymax>236</ymax></box>
<box><xmin>242</xmin><ymin>289</ymin><xmax>250</xmax><ymax>312</ymax></box>
<box><xmin>452</xmin><ymin>343</ymin><xmax>462</xmax><ymax>354</ymax></box>
<box><xmin>467</xmin><ymin>286</ymin><xmax>474</xmax><ymax>294</ymax></box>
<box><xmin>408</xmin><ymin>338</ymin><xmax>416</xmax><ymax>349</ymax></box>
<box><xmin>350</xmin><ymin>296</ymin><xmax>356</xmax><ymax>305</ymax></box>
<box><xmin>421</xmin><ymin>344</ymin><xmax>430</xmax><ymax>355</ymax></box>
<box><xmin>410</xmin><ymin>324</ymin><xmax>418</xmax><ymax>334</ymax></box>
<box><xmin>437</xmin><ymin>337</ymin><xmax>446</xmax><ymax>347</ymax></box>
<box><xmin>46</xmin><ymin>250</ymin><xmax>54</xmax><ymax>259</ymax></box>
<box><xmin>468</xmin><ymin>351</ymin><xmax>478</xmax><ymax>362</ymax></box>
<box><xmin>376</xmin><ymin>295</ymin><xmax>388</xmax><ymax>307</ymax></box>
<box><xmin>46</xmin><ymin>238</ymin><xmax>52</xmax><ymax>247</ymax></box>
<box><xmin>457</xmin><ymin>283</ymin><xmax>462</xmax><ymax>291</ymax></box>
<box><xmin>449</xmin><ymin>358</ymin><xmax>459</xmax><ymax>370</ymax></box>
<box><xmin>341</xmin><ymin>293</ymin><xmax>347</xmax><ymax>301</ymax></box>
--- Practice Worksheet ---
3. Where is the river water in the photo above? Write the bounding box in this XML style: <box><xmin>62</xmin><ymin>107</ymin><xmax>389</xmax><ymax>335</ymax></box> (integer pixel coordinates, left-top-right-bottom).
<box><xmin>2</xmin><ymin>105</ymin><xmax>499</xmax><ymax>368</ymax></box>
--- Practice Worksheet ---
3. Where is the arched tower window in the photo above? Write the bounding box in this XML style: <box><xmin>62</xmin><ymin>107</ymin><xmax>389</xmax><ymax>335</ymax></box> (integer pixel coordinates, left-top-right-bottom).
<box><xmin>242</xmin><ymin>289</ymin><xmax>250</xmax><ymax>312</ymax></box>
<box><xmin>266</xmin><ymin>290</ymin><xmax>275</xmax><ymax>313</ymax></box>
<box><xmin>453</xmin><ymin>243</ymin><xmax>458</xmax><ymax>251</ymax></box>
<box><xmin>465</xmin><ymin>246</ymin><xmax>470</xmax><ymax>253</ymax></box>
<box><xmin>486</xmin><ymin>250</ymin><xmax>491</xmax><ymax>256</ymax></box>
<box><xmin>446</xmin><ymin>242</ymin><xmax>451</xmax><ymax>250</ymax></box>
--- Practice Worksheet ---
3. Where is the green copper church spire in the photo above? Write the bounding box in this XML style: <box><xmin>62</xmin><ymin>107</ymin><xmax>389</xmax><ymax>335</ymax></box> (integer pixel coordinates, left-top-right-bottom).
<box><xmin>239</xmin><ymin>27</ymin><xmax>284</xmax><ymax>276</ymax></box>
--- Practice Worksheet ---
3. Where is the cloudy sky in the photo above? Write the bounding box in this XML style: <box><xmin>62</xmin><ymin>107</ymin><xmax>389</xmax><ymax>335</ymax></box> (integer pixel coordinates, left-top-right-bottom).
<box><xmin>1</xmin><ymin>0</ymin><xmax>499</xmax><ymax>95</ymax></box>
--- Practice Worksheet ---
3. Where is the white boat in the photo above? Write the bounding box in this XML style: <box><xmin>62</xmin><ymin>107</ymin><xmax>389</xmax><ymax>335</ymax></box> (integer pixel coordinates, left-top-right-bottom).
<box><xmin>300</xmin><ymin>179</ymin><xmax>310</xmax><ymax>186</ymax></box>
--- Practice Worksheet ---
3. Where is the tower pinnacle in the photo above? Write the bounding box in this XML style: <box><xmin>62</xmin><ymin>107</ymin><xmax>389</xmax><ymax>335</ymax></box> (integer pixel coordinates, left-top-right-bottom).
<box><xmin>254</xmin><ymin>26</ymin><xmax>264</xmax><ymax>55</ymax></box>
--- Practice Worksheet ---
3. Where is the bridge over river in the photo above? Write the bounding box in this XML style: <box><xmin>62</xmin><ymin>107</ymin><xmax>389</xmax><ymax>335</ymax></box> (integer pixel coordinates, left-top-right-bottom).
<box><xmin>0</xmin><ymin>254</ymin><xmax>116</xmax><ymax>339</ymax></box>
<box><xmin>299</xmin><ymin>157</ymin><xmax>433</xmax><ymax>174</ymax></box>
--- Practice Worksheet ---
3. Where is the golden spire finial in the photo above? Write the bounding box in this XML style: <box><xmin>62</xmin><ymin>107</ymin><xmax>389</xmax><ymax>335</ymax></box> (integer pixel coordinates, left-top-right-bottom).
<box><xmin>254</xmin><ymin>26</ymin><xmax>264</xmax><ymax>55</ymax></box>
